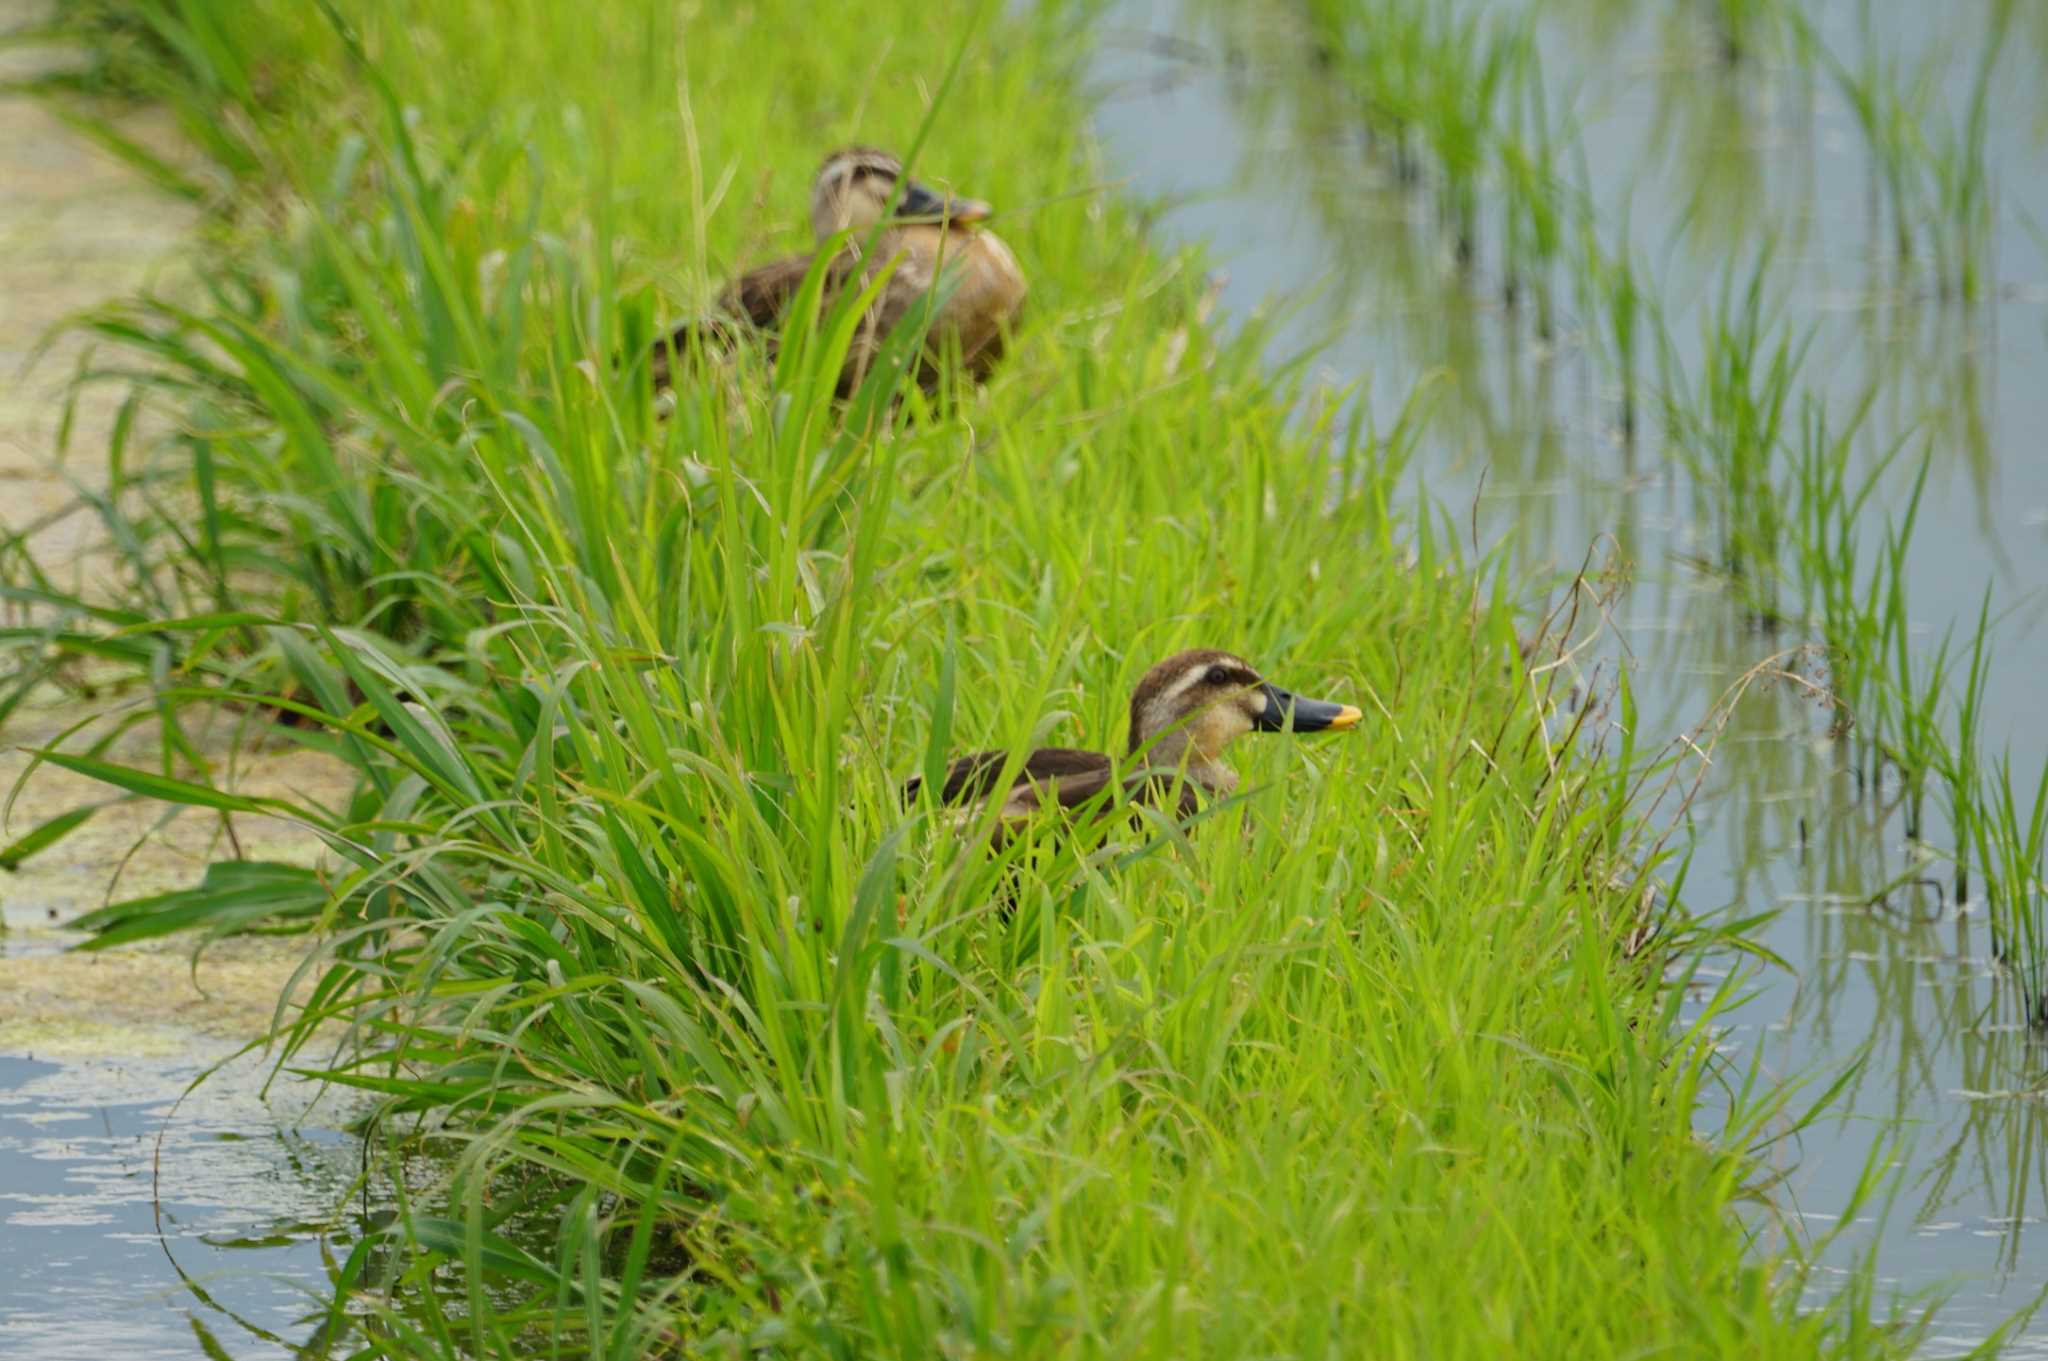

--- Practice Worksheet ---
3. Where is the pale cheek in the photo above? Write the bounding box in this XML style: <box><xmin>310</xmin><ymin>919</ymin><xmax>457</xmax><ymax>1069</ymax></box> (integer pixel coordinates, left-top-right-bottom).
<box><xmin>1194</xmin><ymin>706</ymin><xmax>1253</xmax><ymax>757</ymax></box>
<box><xmin>860</xmin><ymin>188</ymin><xmax>895</xmax><ymax>226</ymax></box>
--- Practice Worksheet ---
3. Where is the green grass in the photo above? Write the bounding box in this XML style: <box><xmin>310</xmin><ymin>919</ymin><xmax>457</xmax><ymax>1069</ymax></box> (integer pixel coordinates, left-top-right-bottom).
<box><xmin>0</xmin><ymin>0</ymin><xmax>1991</xmax><ymax>1355</ymax></box>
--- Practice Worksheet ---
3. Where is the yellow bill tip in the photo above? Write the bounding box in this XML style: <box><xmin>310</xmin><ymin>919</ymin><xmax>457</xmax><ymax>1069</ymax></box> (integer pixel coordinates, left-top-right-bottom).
<box><xmin>1329</xmin><ymin>704</ymin><xmax>1364</xmax><ymax>731</ymax></box>
<box><xmin>948</xmin><ymin>198</ymin><xmax>993</xmax><ymax>226</ymax></box>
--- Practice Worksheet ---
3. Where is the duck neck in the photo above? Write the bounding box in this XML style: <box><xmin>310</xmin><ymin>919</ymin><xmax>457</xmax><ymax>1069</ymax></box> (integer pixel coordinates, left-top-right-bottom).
<box><xmin>1130</xmin><ymin>727</ymin><xmax>1237</xmax><ymax>795</ymax></box>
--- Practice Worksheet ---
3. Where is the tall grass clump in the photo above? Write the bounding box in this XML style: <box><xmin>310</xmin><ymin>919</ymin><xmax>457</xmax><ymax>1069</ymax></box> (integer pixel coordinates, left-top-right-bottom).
<box><xmin>0</xmin><ymin>0</ymin><xmax>1946</xmax><ymax>1355</ymax></box>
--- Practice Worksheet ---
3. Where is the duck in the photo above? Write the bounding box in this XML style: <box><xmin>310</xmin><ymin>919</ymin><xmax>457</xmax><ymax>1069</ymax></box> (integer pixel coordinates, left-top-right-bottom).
<box><xmin>652</xmin><ymin>146</ymin><xmax>1027</xmax><ymax>397</ymax></box>
<box><xmin>904</xmin><ymin>649</ymin><xmax>1361</xmax><ymax>846</ymax></box>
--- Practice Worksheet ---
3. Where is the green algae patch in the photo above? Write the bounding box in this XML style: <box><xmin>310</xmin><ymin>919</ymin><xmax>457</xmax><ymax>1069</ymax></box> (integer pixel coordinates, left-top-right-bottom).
<box><xmin>0</xmin><ymin>1016</ymin><xmax>193</xmax><ymax>1060</ymax></box>
<box><xmin>0</xmin><ymin>936</ymin><xmax>313</xmax><ymax>1054</ymax></box>
<box><xmin>0</xmin><ymin>700</ymin><xmax>351</xmax><ymax>937</ymax></box>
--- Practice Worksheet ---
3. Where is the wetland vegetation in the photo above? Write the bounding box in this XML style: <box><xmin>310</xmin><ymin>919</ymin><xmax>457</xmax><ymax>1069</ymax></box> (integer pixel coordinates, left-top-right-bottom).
<box><xmin>4</xmin><ymin>0</ymin><xmax>2047</xmax><ymax>1355</ymax></box>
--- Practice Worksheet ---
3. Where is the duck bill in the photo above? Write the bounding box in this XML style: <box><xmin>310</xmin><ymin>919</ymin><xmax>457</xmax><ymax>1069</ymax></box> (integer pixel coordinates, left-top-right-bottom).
<box><xmin>897</xmin><ymin>177</ymin><xmax>992</xmax><ymax>227</ymax></box>
<box><xmin>1254</xmin><ymin>684</ymin><xmax>1363</xmax><ymax>734</ymax></box>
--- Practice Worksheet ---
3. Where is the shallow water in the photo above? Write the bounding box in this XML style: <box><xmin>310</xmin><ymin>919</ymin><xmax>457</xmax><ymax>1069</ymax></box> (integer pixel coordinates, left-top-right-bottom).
<box><xmin>0</xmin><ymin>710</ymin><xmax>362</xmax><ymax>1361</ymax></box>
<box><xmin>1087</xmin><ymin>0</ymin><xmax>2048</xmax><ymax>1349</ymax></box>
<box><xmin>0</xmin><ymin>1047</ymin><xmax>364</xmax><ymax>1361</ymax></box>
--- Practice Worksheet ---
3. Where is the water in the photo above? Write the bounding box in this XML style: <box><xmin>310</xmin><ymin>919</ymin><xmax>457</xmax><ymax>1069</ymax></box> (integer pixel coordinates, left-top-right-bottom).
<box><xmin>0</xmin><ymin>748</ymin><xmax>366</xmax><ymax>1359</ymax></box>
<box><xmin>0</xmin><ymin>808</ymin><xmax>367</xmax><ymax>1361</ymax></box>
<box><xmin>1087</xmin><ymin>0</ymin><xmax>2048</xmax><ymax>1350</ymax></box>
<box><xmin>0</xmin><ymin>1042</ymin><xmax>366</xmax><ymax>1360</ymax></box>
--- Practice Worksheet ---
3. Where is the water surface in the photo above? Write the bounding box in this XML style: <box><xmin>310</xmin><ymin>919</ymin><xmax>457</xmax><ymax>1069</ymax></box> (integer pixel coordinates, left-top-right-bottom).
<box><xmin>1087</xmin><ymin>0</ymin><xmax>2048</xmax><ymax>1349</ymax></box>
<box><xmin>0</xmin><ymin>1041</ymin><xmax>363</xmax><ymax>1360</ymax></box>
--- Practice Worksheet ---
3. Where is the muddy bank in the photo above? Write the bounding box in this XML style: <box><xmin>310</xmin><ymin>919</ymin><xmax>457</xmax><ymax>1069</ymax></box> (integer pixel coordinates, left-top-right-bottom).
<box><xmin>0</xmin><ymin>0</ymin><xmax>346</xmax><ymax>1003</ymax></box>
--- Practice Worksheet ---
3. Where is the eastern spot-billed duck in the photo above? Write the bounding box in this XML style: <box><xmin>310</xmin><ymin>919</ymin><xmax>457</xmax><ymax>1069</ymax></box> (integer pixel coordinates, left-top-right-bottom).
<box><xmin>905</xmin><ymin>649</ymin><xmax>1361</xmax><ymax>846</ymax></box>
<box><xmin>653</xmin><ymin>146</ymin><xmax>1026</xmax><ymax>397</ymax></box>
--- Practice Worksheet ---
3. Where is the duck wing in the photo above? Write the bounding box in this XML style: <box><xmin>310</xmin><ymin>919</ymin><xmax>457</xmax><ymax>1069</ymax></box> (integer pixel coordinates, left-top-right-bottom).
<box><xmin>903</xmin><ymin>747</ymin><xmax>1115</xmax><ymax>809</ymax></box>
<box><xmin>939</xmin><ymin>232</ymin><xmax>1027</xmax><ymax>379</ymax></box>
<box><xmin>648</xmin><ymin>251</ymin><xmax>842</xmax><ymax>388</ymax></box>
<box><xmin>720</xmin><ymin>251</ymin><xmax>825</xmax><ymax>327</ymax></box>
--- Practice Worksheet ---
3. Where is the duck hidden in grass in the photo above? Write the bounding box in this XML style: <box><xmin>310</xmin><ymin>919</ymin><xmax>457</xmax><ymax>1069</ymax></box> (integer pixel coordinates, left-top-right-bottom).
<box><xmin>652</xmin><ymin>146</ymin><xmax>1026</xmax><ymax>398</ymax></box>
<box><xmin>904</xmin><ymin>649</ymin><xmax>1361</xmax><ymax>849</ymax></box>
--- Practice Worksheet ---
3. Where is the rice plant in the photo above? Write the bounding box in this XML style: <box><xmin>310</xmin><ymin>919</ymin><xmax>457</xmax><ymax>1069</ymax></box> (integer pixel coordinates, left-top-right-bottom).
<box><xmin>1498</xmin><ymin>27</ymin><xmax>1577</xmax><ymax>336</ymax></box>
<box><xmin>1656</xmin><ymin>249</ymin><xmax>1808</xmax><ymax>622</ymax></box>
<box><xmin>1818</xmin><ymin>1</ymin><xmax>2010</xmax><ymax>305</ymax></box>
<box><xmin>1283</xmin><ymin>0</ymin><xmax>1562</xmax><ymax>282</ymax></box>
<box><xmin>1695</xmin><ymin>0</ymin><xmax>1799</xmax><ymax>66</ymax></box>
<box><xmin>1967</xmin><ymin>751</ymin><xmax>2048</xmax><ymax>1028</ymax></box>
<box><xmin>1922</xmin><ymin>18</ymin><xmax>2004</xmax><ymax>306</ymax></box>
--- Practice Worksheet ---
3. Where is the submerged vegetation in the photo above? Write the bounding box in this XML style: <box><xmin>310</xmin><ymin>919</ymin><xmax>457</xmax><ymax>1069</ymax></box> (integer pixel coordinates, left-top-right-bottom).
<box><xmin>2</xmin><ymin>0</ymin><xmax>2046</xmax><ymax>1354</ymax></box>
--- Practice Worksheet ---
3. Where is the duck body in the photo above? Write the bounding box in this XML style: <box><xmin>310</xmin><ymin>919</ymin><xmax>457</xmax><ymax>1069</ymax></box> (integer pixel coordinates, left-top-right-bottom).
<box><xmin>906</xmin><ymin>649</ymin><xmax>1361</xmax><ymax>848</ymax></box>
<box><xmin>911</xmin><ymin>746</ymin><xmax>1204</xmax><ymax>835</ymax></box>
<box><xmin>654</xmin><ymin>147</ymin><xmax>1026</xmax><ymax>397</ymax></box>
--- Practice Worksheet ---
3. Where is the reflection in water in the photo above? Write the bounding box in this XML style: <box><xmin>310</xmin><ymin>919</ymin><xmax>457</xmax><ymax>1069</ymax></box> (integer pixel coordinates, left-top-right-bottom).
<box><xmin>1088</xmin><ymin>0</ymin><xmax>2048</xmax><ymax>1350</ymax></box>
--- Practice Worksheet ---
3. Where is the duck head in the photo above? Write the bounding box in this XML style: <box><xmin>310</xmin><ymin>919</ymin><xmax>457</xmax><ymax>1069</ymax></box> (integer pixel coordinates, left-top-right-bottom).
<box><xmin>809</xmin><ymin>146</ymin><xmax>994</xmax><ymax>238</ymax></box>
<box><xmin>1126</xmin><ymin>649</ymin><xmax>1361</xmax><ymax>793</ymax></box>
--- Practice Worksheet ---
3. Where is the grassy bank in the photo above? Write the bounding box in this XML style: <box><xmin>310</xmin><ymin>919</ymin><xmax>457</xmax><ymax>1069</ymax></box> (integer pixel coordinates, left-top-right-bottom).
<box><xmin>1</xmin><ymin>1</ymin><xmax>1931</xmax><ymax>1356</ymax></box>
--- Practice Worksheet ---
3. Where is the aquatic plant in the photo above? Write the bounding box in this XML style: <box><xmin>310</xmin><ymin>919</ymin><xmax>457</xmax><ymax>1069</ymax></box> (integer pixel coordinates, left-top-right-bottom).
<box><xmin>1284</xmin><ymin>0</ymin><xmax>1568</xmax><ymax>283</ymax></box>
<box><xmin>1497</xmin><ymin>31</ymin><xmax>1576</xmax><ymax>335</ymax></box>
<box><xmin>1973</xmin><ymin>755</ymin><xmax>2048</xmax><ymax>1028</ymax></box>
<box><xmin>1818</xmin><ymin>1</ymin><xmax>2010</xmax><ymax>306</ymax></box>
<box><xmin>1656</xmin><ymin>249</ymin><xmax>1808</xmax><ymax>621</ymax></box>
<box><xmin>1700</xmin><ymin>0</ymin><xmax>1796</xmax><ymax>66</ymax></box>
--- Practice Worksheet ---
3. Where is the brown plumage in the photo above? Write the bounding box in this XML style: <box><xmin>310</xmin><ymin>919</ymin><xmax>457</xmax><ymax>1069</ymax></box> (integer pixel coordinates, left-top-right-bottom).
<box><xmin>904</xmin><ymin>649</ymin><xmax>1362</xmax><ymax>846</ymax></box>
<box><xmin>652</xmin><ymin>146</ymin><xmax>1027</xmax><ymax>397</ymax></box>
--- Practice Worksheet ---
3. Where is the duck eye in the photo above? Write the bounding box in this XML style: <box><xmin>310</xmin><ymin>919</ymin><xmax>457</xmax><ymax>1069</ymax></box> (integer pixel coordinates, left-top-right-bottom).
<box><xmin>1205</xmin><ymin>666</ymin><xmax>1231</xmax><ymax>686</ymax></box>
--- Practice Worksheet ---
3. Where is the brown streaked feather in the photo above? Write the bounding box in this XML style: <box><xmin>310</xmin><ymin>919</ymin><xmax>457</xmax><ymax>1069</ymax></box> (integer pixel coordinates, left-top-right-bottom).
<box><xmin>651</xmin><ymin>224</ymin><xmax>1024</xmax><ymax>397</ymax></box>
<box><xmin>903</xmin><ymin>745</ymin><xmax>1203</xmax><ymax>844</ymax></box>
<box><xmin>647</xmin><ymin>252</ymin><xmax>838</xmax><ymax>390</ymax></box>
<box><xmin>648</xmin><ymin>244</ymin><xmax>897</xmax><ymax>396</ymax></box>
<box><xmin>647</xmin><ymin>314</ymin><xmax>739</xmax><ymax>392</ymax></box>
<box><xmin>721</xmin><ymin>252</ymin><xmax>825</xmax><ymax>327</ymax></box>
<box><xmin>903</xmin><ymin>747</ymin><xmax>1111</xmax><ymax>807</ymax></box>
